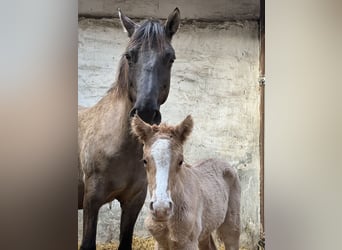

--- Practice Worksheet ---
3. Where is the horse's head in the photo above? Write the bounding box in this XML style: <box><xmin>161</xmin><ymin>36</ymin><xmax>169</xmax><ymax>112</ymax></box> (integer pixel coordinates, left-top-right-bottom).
<box><xmin>119</xmin><ymin>8</ymin><xmax>180</xmax><ymax>125</ymax></box>
<box><xmin>131</xmin><ymin>115</ymin><xmax>193</xmax><ymax>221</ymax></box>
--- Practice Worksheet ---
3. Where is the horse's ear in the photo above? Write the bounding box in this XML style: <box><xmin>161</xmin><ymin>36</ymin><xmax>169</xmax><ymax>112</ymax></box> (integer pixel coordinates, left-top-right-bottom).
<box><xmin>175</xmin><ymin>115</ymin><xmax>193</xmax><ymax>144</ymax></box>
<box><xmin>164</xmin><ymin>7</ymin><xmax>180</xmax><ymax>40</ymax></box>
<box><xmin>118</xmin><ymin>8</ymin><xmax>138</xmax><ymax>37</ymax></box>
<box><xmin>131</xmin><ymin>115</ymin><xmax>153</xmax><ymax>143</ymax></box>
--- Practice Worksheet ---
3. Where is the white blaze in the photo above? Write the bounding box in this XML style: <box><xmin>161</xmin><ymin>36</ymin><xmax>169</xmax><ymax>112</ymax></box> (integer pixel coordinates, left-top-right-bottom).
<box><xmin>151</xmin><ymin>139</ymin><xmax>172</xmax><ymax>203</ymax></box>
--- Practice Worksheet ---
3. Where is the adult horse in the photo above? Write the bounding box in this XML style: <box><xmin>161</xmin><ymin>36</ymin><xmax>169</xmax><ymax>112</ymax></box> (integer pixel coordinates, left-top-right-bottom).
<box><xmin>131</xmin><ymin>115</ymin><xmax>241</xmax><ymax>250</ymax></box>
<box><xmin>78</xmin><ymin>8</ymin><xmax>180</xmax><ymax>250</ymax></box>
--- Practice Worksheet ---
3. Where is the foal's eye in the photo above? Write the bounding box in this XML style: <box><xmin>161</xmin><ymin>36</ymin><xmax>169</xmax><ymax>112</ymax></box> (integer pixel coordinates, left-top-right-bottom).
<box><xmin>143</xmin><ymin>159</ymin><xmax>147</xmax><ymax>165</ymax></box>
<box><xmin>178</xmin><ymin>160</ymin><xmax>183</xmax><ymax>166</ymax></box>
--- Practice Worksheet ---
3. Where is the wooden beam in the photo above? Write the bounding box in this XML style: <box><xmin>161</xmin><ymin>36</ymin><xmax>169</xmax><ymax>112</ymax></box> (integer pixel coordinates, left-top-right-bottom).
<box><xmin>259</xmin><ymin>0</ymin><xmax>265</xmax><ymax>245</ymax></box>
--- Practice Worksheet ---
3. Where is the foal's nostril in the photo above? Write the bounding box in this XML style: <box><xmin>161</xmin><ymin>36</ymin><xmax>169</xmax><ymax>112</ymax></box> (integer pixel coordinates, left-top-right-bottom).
<box><xmin>149</xmin><ymin>201</ymin><xmax>154</xmax><ymax>211</ymax></box>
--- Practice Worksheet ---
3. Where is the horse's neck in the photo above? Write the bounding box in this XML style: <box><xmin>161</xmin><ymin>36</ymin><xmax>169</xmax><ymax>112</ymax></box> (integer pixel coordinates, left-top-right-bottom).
<box><xmin>95</xmin><ymin>90</ymin><xmax>131</xmax><ymax>129</ymax></box>
<box><xmin>89</xmin><ymin>90</ymin><xmax>137</xmax><ymax>154</ymax></box>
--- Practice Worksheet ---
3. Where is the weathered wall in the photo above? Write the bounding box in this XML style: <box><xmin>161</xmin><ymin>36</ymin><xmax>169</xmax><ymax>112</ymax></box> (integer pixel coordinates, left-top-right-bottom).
<box><xmin>78</xmin><ymin>18</ymin><xmax>260</xmax><ymax>248</ymax></box>
<box><xmin>79</xmin><ymin>0</ymin><xmax>260</xmax><ymax>20</ymax></box>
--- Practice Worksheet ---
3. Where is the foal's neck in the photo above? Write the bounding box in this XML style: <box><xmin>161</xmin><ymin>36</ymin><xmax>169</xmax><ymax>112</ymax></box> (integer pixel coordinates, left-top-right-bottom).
<box><xmin>171</xmin><ymin>165</ymin><xmax>195</xmax><ymax>204</ymax></box>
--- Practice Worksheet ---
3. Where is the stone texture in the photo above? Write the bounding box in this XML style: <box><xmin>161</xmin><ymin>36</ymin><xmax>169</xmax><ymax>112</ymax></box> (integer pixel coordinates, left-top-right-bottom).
<box><xmin>78</xmin><ymin>18</ymin><xmax>260</xmax><ymax>248</ymax></box>
<box><xmin>79</xmin><ymin>0</ymin><xmax>260</xmax><ymax>20</ymax></box>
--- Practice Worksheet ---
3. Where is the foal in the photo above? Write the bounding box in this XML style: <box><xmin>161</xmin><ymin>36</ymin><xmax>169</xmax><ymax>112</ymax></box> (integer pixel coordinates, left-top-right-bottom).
<box><xmin>131</xmin><ymin>115</ymin><xmax>241</xmax><ymax>250</ymax></box>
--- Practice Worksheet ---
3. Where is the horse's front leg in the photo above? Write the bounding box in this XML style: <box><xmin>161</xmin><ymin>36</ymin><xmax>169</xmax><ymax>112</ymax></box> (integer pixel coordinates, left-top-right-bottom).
<box><xmin>80</xmin><ymin>176</ymin><xmax>105</xmax><ymax>250</ymax></box>
<box><xmin>118</xmin><ymin>186</ymin><xmax>147</xmax><ymax>250</ymax></box>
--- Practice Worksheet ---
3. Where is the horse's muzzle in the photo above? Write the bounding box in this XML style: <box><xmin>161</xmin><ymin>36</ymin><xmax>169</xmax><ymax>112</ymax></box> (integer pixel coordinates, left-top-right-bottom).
<box><xmin>129</xmin><ymin>107</ymin><xmax>161</xmax><ymax>125</ymax></box>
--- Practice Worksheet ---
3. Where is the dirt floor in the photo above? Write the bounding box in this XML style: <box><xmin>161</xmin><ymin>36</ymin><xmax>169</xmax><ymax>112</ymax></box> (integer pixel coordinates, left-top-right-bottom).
<box><xmin>79</xmin><ymin>236</ymin><xmax>249</xmax><ymax>250</ymax></box>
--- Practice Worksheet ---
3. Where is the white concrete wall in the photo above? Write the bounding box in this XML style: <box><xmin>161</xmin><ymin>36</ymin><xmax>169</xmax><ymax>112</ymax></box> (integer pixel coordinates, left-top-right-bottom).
<box><xmin>78</xmin><ymin>18</ymin><xmax>260</xmax><ymax>248</ymax></box>
<box><xmin>79</xmin><ymin>0</ymin><xmax>260</xmax><ymax>20</ymax></box>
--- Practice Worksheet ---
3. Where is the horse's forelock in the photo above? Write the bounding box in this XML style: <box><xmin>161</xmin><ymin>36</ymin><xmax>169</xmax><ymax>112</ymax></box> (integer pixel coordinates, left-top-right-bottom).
<box><xmin>129</xmin><ymin>20</ymin><xmax>167</xmax><ymax>52</ymax></box>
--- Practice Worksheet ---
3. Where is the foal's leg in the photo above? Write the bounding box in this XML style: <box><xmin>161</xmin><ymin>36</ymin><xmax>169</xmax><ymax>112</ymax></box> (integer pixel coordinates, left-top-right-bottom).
<box><xmin>172</xmin><ymin>241</ymin><xmax>198</xmax><ymax>250</ymax></box>
<box><xmin>217</xmin><ymin>180</ymin><xmax>241</xmax><ymax>250</ymax></box>
<box><xmin>199</xmin><ymin>234</ymin><xmax>217</xmax><ymax>250</ymax></box>
<box><xmin>217</xmin><ymin>211</ymin><xmax>240</xmax><ymax>250</ymax></box>
<box><xmin>155</xmin><ymin>242</ymin><xmax>170</xmax><ymax>250</ymax></box>
<box><xmin>145</xmin><ymin>215</ymin><xmax>169</xmax><ymax>249</ymax></box>
<box><xmin>80</xmin><ymin>177</ymin><xmax>105</xmax><ymax>250</ymax></box>
<box><xmin>118</xmin><ymin>186</ymin><xmax>147</xmax><ymax>250</ymax></box>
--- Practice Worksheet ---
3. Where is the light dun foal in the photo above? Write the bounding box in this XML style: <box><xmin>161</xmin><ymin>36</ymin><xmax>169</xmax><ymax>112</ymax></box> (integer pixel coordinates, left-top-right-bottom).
<box><xmin>131</xmin><ymin>115</ymin><xmax>241</xmax><ymax>250</ymax></box>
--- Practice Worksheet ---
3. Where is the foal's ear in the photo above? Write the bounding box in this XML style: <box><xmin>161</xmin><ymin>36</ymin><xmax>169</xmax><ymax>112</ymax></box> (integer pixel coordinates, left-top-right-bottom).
<box><xmin>175</xmin><ymin>115</ymin><xmax>193</xmax><ymax>144</ymax></box>
<box><xmin>131</xmin><ymin>115</ymin><xmax>153</xmax><ymax>143</ymax></box>
<box><xmin>164</xmin><ymin>8</ymin><xmax>180</xmax><ymax>40</ymax></box>
<box><xmin>118</xmin><ymin>8</ymin><xmax>138</xmax><ymax>37</ymax></box>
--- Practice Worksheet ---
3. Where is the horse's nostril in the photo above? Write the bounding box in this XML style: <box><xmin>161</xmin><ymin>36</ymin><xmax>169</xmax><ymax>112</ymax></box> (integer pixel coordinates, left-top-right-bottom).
<box><xmin>129</xmin><ymin>108</ymin><xmax>137</xmax><ymax>117</ymax></box>
<box><xmin>149</xmin><ymin>201</ymin><xmax>154</xmax><ymax>211</ymax></box>
<box><xmin>130</xmin><ymin>107</ymin><xmax>161</xmax><ymax>124</ymax></box>
<box><xmin>153</xmin><ymin>110</ymin><xmax>161</xmax><ymax>124</ymax></box>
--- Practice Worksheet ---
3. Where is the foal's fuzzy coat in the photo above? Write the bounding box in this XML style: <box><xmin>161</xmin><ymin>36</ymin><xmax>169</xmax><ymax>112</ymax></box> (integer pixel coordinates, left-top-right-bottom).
<box><xmin>131</xmin><ymin>115</ymin><xmax>241</xmax><ymax>250</ymax></box>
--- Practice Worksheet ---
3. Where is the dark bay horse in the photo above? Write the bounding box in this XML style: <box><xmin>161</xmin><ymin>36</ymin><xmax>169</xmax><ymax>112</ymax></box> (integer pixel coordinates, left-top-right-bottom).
<box><xmin>78</xmin><ymin>8</ymin><xmax>180</xmax><ymax>250</ymax></box>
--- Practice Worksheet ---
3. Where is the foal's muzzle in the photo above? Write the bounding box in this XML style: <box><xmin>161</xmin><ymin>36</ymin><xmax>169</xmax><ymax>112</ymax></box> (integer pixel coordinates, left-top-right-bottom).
<box><xmin>149</xmin><ymin>200</ymin><xmax>173</xmax><ymax>221</ymax></box>
<box><xmin>129</xmin><ymin>107</ymin><xmax>161</xmax><ymax>125</ymax></box>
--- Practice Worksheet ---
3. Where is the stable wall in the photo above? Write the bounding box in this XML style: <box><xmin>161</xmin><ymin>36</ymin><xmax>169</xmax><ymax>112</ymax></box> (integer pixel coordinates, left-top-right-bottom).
<box><xmin>79</xmin><ymin>0</ymin><xmax>259</xmax><ymax>20</ymax></box>
<box><xmin>78</xmin><ymin>17</ymin><xmax>260</xmax><ymax>248</ymax></box>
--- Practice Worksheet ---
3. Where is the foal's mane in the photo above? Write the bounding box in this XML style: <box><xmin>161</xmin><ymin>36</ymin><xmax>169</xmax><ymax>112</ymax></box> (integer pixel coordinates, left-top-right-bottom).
<box><xmin>108</xmin><ymin>19</ymin><xmax>168</xmax><ymax>97</ymax></box>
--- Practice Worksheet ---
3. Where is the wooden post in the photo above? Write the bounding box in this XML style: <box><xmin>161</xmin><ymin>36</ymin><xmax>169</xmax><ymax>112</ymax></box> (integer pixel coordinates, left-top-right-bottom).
<box><xmin>259</xmin><ymin>0</ymin><xmax>265</xmax><ymax>247</ymax></box>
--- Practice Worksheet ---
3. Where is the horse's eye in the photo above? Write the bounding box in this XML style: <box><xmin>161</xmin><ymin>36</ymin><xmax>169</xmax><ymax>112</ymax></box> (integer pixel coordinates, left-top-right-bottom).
<box><xmin>178</xmin><ymin>160</ymin><xmax>183</xmax><ymax>166</ymax></box>
<box><xmin>165</xmin><ymin>51</ymin><xmax>175</xmax><ymax>64</ymax></box>
<box><xmin>143</xmin><ymin>159</ymin><xmax>147</xmax><ymax>165</ymax></box>
<box><xmin>169</xmin><ymin>56</ymin><xmax>175</xmax><ymax>64</ymax></box>
<box><xmin>125</xmin><ymin>51</ymin><xmax>137</xmax><ymax>64</ymax></box>
<box><xmin>125</xmin><ymin>53</ymin><xmax>131</xmax><ymax>61</ymax></box>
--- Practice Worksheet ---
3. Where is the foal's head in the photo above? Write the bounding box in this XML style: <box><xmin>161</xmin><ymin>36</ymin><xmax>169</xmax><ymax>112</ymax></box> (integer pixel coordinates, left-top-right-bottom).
<box><xmin>118</xmin><ymin>8</ymin><xmax>180</xmax><ymax>125</ymax></box>
<box><xmin>131</xmin><ymin>115</ymin><xmax>193</xmax><ymax>221</ymax></box>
